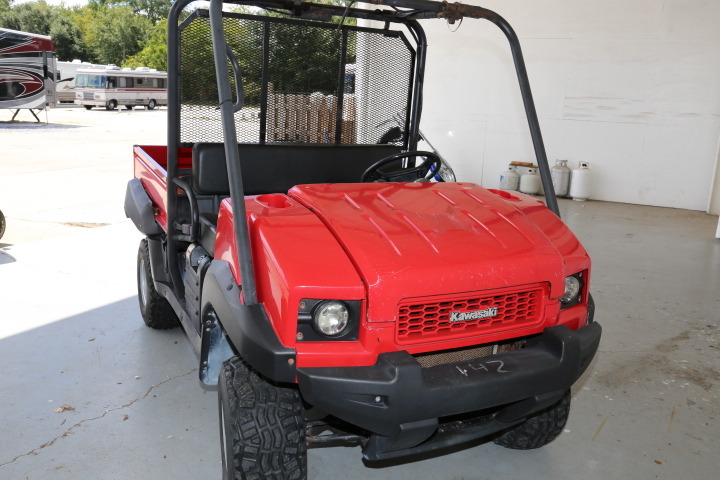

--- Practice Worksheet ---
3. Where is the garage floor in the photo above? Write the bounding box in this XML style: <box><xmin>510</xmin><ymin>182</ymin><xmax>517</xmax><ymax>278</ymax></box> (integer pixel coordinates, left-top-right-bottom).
<box><xmin>1</xmin><ymin>109</ymin><xmax>719</xmax><ymax>479</ymax></box>
<box><xmin>1</xmin><ymin>200</ymin><xmax>717</xmax><ymax>480</ymax></box>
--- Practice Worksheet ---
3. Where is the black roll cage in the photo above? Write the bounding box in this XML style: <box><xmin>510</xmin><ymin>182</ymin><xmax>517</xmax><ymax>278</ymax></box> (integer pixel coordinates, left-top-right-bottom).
<box><xmin>165</xmin><ymin>0</ymin><xmax>559</xmax><ymax>304</ymax></box>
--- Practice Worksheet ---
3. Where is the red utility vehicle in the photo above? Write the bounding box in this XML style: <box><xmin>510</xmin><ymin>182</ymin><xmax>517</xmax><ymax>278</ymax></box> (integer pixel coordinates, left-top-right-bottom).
<box><xmin>125</xmin><ymin>1</ymin><xmax>601</xmax><ymax>478</ymax></box>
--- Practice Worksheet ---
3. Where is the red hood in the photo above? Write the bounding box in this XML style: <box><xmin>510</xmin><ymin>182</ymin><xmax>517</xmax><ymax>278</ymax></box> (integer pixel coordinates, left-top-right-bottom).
<box><xmin>288</xmin><ymin>183</ymin><xmax>567</xmax><ymax>323</ymax></box>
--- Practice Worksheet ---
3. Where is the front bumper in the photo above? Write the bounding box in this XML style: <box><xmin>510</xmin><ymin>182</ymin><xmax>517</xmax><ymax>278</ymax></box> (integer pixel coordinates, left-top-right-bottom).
<box><xmin>296</xmin><ymin>322</ymin><xmax>601</xmax><ymax>460</ymax></box>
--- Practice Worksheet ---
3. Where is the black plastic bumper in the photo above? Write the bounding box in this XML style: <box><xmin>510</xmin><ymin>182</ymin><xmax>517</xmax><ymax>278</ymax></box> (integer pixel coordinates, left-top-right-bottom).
<box><xmin>296</xmin><ymin>322</ymin><xmax>601</xmax><ymax>460</ymax></box>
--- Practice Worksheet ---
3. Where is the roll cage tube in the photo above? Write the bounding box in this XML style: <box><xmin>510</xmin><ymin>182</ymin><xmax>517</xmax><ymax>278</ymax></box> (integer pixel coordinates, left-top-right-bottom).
<box><xmin>195</xmin><ymin>0</ymin><xmax>559</xmax><ymax>215</ymax></box>
<box><xmin>164</xmin><ymin>0</ymin><xmax>429</xmax><ymax>301</ymax></box>
<box><xmin>370</xmin><ymin>0</ymin><xmax>560</xmax><ymax>216</ymax></box>
<box><xmin>208</xmin><ymin>0</ymin><xmax>259</xmax><ymax>304</ymax></box>
<box><xmin>164</xmin><ymin>0</ymin><xmax>559</xmax><ymax>300</ymax></box>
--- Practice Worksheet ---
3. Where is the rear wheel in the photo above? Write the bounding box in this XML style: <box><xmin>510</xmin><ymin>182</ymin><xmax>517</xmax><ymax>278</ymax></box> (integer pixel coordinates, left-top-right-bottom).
<box><xmin>219</xmin><ymin>356</ymin><xmax>307</xmax><ymax>480</ymax></box>
<box><xmin>105</xmin><ymin>99</ymin><xmax>117</xmax><ymax>111</ymax></box>
<box><xmin>0</xmin><ymin>210</ymin><xmax>5</xmax><ymax>240</ymax></box>
<box><xmin>125</xmin><ymin>105</ymin><xmax>133</xmax><ymax>110</ymax></box>
<box><xmin>147</xmin><ymin>99</ymin><xmax>156</xmax><ymax>110</ymax></box>
<box><xmin>137</xmin><ymin>238</ymin><xmax>179</xmax><ymax>329</ymax></box>
<box><xmin>493</xmin><ymin>390</ymin><xmax>571</xmax><ymax>450</ymax></box>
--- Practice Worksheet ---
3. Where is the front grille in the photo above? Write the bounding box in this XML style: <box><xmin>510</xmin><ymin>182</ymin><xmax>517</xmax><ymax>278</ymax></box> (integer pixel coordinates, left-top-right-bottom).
<box><xmin>397</xmin><ymin>285</ymin><xmax>545</xmax><ymax>344</ymax></box>
<box><xmin>413</xmin><ymin>340</ymin><xmax>525</xmax><ymax>368</ymax></box>
<box><xmin>414</xmin><ymin>344</ymin><xmax>494</xmax><ymax>368</ymax></box>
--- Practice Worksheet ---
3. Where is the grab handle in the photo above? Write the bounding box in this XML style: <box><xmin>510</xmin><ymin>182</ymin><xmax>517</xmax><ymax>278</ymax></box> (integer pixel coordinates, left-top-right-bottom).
<box><xmin>226</xmin><ymin>45</ymin><xmax>244</xmax><ymax>113</ymax></box>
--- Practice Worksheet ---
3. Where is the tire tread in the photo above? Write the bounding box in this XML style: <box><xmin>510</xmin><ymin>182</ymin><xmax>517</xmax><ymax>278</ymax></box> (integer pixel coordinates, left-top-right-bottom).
<box><xmin>137</xmin><ymin>239</ymin><xmax>179</xmax><ymax>330</ymax></box>
<box><xmin>220</xmin><ymin>357</ymin><xmax>306</xmax><ymax>480</ymax></box>
<box><xmin>493</xmin><ymin>391</ymin><xmax>571</xmax><ymax>450</ymax></box>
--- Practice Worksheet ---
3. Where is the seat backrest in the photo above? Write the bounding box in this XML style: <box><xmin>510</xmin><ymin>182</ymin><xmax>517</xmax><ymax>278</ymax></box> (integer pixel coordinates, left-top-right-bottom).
<box><xmin>192</xmin><ymin>143</ymin><xmax>402</xmax><ymax>195</ymax></box>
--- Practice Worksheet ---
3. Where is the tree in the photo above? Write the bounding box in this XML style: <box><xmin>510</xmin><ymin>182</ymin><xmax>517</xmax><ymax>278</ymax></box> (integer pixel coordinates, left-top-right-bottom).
<box><xmin>0</xmin><ymin>0</ymin><xmax>11</xmax><ymax>16</ymax></box>
<box><xmin>89</xmin><ymin>0</ymin><xmax>171</xmax><ymax>25</ymax></box>
<box><xmin>49</xmin><ymin>14</ymin><xmax>87</xmax><ymax>61</ymax></box>
<box><xmin>83</xmin><ymin>5</ymin><xmax>151</xmax><ymax>65</ymax></box>
<box><xmin>0</xmin><ymin>1</ymin><xmax>87</xmax><ymax>61</ymax></box>
<box><xmin>176</xmin><ymin>3</ymin><xmax>359</xmax><ymax>107</ymax></box>
<box><xmin>123</xmin><ymin>19</ymin><xmax>167</xmax><ymax>70</ymax></box>
<box><xmin>1</xmin><ymin>1</ymin><xmax>54</xmax><ymax>34</ymax></box>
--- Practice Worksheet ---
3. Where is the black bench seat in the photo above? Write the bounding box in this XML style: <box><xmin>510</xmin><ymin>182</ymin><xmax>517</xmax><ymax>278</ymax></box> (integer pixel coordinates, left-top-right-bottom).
<box><xmin>191</xmin><ymin>143</ymin><xmax>402</xmax><ymax>255</ymax></box>
<box><xmin>192</xmin><ymin>143</ymin><xmax>402</xmax><ymax>196</ymax></box>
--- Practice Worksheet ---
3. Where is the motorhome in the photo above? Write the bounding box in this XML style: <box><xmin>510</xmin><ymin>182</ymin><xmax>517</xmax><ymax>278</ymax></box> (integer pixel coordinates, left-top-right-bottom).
<box><xmin>74</xmin><ymin>65</ymin><xmax>167</xmax><ymax>110</ymax></box>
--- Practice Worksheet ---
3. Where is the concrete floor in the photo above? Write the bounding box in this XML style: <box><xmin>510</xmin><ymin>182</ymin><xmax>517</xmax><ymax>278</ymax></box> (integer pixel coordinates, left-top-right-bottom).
<box><xmin>1</xmin><ymin>107</ymin><xmax>719</xmax><ymax>479</ymax></box>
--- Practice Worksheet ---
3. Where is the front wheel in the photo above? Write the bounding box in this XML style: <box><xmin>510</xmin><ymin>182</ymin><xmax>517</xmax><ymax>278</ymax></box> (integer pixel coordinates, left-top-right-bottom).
<box><xmin>137</xmin><ymin>238</ymin><xmax>179</xmax><ymax>329</ymax></box>
<box><xmin>105</xmin><ymin>99</ymin><xmax>117</xmax><ymax>111</ymax></box>
<box><xmin>125</xmin><ymin>105</ymin><xmax>133</xmax><ymax>110</ymax></box>
<box><xmin>146</xmin><ymin>99</ymin><xmax>156</xmax><ymax>110</ymax></box>
<box><xmin>219</xmin><ymin>356</ymin><xmax>307</xmax><ymax>480</ymax></box>
<box><xmin>84</xmin><ymin>105</ymin><xmax>93</xmax><ymax>110</ymax></box>
<box><xmin>493</xmin><ymin>390</ymin><xmax>571</xmax><ymax>450</ymax></box>
<box><xmin>0</xmin><ymin>210</ymin><xmax>5</xmax><ymax>240</ymax></box>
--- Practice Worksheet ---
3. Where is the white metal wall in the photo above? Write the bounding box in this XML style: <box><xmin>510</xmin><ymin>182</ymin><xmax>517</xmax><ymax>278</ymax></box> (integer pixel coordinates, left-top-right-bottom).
<box><xmin>418</xmin><ymin>0</ymin><xmax>720</xmax><ymax>211</ymax></box>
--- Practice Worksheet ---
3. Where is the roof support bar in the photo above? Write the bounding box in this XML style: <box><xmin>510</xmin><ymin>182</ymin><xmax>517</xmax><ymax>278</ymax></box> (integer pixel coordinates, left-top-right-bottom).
<box><xmin>370</xmin><ymin>0</ymin><xmax>560</xmax><ymax>216</ymax></box>
<box><xmin>209</xmin><ymin>0</ymin><xmax>259</xmax><ymax>303</ymax></box>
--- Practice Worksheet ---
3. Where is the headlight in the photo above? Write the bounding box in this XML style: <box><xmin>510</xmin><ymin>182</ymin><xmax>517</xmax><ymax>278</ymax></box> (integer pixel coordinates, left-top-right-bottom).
<box><xmin>433</xmin><ymin>159</ymin><xmax>457</xmax><ymax>182</ymax></box>
<box><xmin>313</xmin><ymin>300</ymin><xmax>349</xmax><ymax>336</ymax></box>
<box><xmin>560</xmin><ymin>275</ymin><xmax>582</xmax><ymax>304</ymax></box>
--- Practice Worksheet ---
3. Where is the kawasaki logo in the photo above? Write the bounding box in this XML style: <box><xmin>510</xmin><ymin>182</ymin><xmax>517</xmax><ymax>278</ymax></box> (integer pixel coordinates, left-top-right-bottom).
<box><xmin>449</xmin><ymin>307</ymin><xmax>499</xmax><ymax>323</ymax></box>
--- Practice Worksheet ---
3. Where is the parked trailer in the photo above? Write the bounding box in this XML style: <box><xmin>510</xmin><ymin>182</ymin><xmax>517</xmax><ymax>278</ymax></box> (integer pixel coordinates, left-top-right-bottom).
<box><xmin>74</xmin><ymin>65</ymin><xmax>167</xmax><ymax>110</ymax></box>
<box><xmin>56</xmin><ymin>59</ymin><xmax>98</xmax><ymax>103</ymax></box>
<box><xmin>0</xmin><ymin>27</ymin><xmax>58</xmax><ymax>119</ymax></box>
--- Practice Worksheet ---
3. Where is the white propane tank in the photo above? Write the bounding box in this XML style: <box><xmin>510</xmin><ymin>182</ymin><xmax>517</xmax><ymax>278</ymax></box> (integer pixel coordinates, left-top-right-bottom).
<box><xmin>499</xmin><ymin>165</ymin><xmax>520</xmax><ymax>191</ymax></box>
<box><xmin>519</xmin><ymin>167</ymin><xmax>541</xmax><ymax>195</ymax></box>
<box><xmin>551</xmin><ymin>160</ymin><xmax>571</xmax><ymax>197</ymax></box>
<box><xmin>569</xmin><ymin>161</ymin><xmax>592</xmax><ymax>201</ymax></box>
<box><xmin>511</xmin><ymin>161</ymin><xmax>534</xmax><ymax>177</ymax></box>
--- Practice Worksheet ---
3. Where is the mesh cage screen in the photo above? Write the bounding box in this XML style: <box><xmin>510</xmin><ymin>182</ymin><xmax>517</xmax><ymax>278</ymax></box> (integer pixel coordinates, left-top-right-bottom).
<box><xmin>178</xmin><ymin>11</ymin><xmax>415</xmax><ymax>145</ymax></box>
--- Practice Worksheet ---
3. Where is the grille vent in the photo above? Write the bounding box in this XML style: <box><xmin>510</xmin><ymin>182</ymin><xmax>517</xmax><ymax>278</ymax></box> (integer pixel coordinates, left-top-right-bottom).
<box><xmin>397</xmin><ymin>286</ymin><xmax>545</xmax><ymax>344</ymax></box>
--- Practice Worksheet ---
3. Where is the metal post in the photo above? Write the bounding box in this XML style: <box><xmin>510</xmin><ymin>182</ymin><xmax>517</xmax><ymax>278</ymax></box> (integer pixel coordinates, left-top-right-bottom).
<box><xmin>367</xmin><ymin>0</ymin><xmax>561</xmax><ymax>217</ymax></box>
<box><xmin>166</xmin><ymin>0</ymin><xmax>196</xmax><ymax>296</ymax></box>
<box><xmin>209</xmin><ymin>0</ymin><xmax>259</xmax><ymax>304</ymax></box>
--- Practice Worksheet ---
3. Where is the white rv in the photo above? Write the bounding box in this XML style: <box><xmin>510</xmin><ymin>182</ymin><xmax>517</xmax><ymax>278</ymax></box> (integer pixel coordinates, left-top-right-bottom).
<box><xmin>57</xmin><ymin>59</ymin><xmax>98</xmax><ymax>103</ymax></box>
<box><xmin>74</xmin><ymin>65</ymin><xmax>167</xmax><ymax>110</ymax></box>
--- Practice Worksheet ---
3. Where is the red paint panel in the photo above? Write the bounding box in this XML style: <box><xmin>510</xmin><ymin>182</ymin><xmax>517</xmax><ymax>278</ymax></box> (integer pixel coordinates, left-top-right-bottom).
<box><xmin>132</xmin><ymin>146</ymin><xmax>192</xmax><ymax>232</ymax></box>
<box><xmin>214</xmin><ymin>195</ymin><xmax>366</xmax><ymax>346</ymax></box>
<box><xmin>206</xmin><ymin>183</ymin><xmax>591</xmax><ymax>368</ymax></box>
<box><xmin>0</xmin><ymin>29</ymin><xmax>55</xmax><ymax>54</ymax></box>
<box><xmin>289</xmin><ymin>183</ymin><xmax>566</xmax><ymax>324</ymax></box>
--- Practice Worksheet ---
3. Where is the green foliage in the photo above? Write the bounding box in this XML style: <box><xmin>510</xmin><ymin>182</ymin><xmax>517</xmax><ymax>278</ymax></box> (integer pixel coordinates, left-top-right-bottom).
<box><xmin>123</xmin><ymin>19</ymin><xmax>167</xmax><ymax>70</ymax></box>
<box><xmin>0</xmin><ymin>0</ymin><xmax>362</xmax><ymax>86</ymax></box>
<box><xmin>48</xmin><ymin>13</ymin><xmax>88</xmax><ymax>61</ymax></box>
<box><xmin>0</xmin><ymin>1</ymin><xmax>87</xmax><ymax>61</ymax></box>
<box><xmin>180</xmin><ymin>2</ymin><xmax>359</xmax><ymax>107</ymax></box>
<box><xmin>0</xmin><ymin>1</ymin><xmax>161</xmax><ymax>65</ymax></box>
<box><xmin>82</xmin><ymin>5</ymin><xmax>151</xmax><ymax>65</ymax></box>
<box><xmin>89</xmin><ymin>0</ymin><xmax>170</xmax><ymax>25</ymax></box>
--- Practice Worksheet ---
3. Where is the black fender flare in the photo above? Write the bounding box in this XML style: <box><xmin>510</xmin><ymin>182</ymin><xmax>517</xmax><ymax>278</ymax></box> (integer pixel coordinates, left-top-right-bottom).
<box><xmin>200</xmin><ymin>260</ymin><xmax>297</xmax><ymax>387</ymax></box>
<box><xmin>124</xmin><ymin>179</ymin><xmax>163</xmax><ymax>236</ymax></box>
